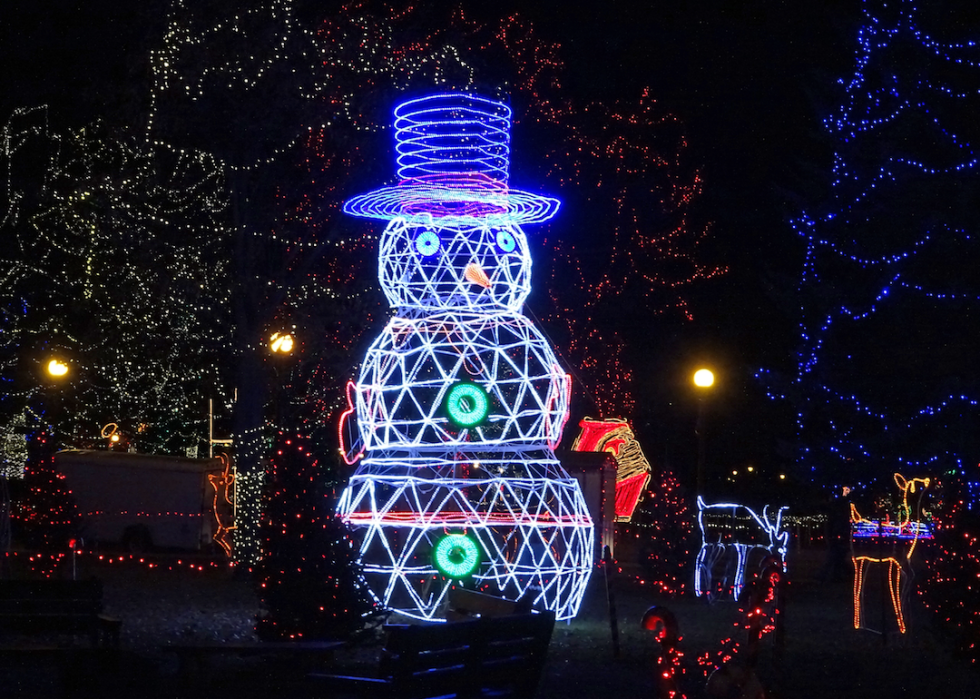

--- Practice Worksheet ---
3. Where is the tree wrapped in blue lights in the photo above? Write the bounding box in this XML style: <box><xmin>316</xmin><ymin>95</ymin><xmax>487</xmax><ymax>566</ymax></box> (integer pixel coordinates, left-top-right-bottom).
<box><xmin>762</xmin><ymin>1</ymin><xmax>980</xmax><ymax>484</ymax></box>
<box><xmin>337</xmin><ymin>94</ymin><xmax>594</xmax><ymax>622</ymax></box>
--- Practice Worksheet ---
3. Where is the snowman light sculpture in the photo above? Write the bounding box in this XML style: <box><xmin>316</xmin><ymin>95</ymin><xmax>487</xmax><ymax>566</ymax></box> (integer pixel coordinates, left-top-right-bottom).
<box><xmin>337</xmin><ymin>93</ymin><xmax>594</xmax><ymax>621</ymax></box>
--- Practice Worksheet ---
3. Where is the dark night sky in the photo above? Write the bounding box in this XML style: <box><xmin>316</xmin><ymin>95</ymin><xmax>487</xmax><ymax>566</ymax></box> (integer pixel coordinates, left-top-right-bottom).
<box><xmin>0</xmin><ymin>0</ymin><xmax>870</xmax><ymax>499</ymax></box>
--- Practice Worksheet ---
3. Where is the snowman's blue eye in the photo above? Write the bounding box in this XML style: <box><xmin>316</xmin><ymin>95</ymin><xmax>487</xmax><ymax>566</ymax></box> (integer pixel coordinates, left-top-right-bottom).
<box><xmin>415</xmin><ymin>230</ymin><xmax>440</xmax><ymax>257</ymax></box>
<box><xmin>495</xmin><ymin>229</ymin><xmax>516</xmax><ymax>253</ymax></box>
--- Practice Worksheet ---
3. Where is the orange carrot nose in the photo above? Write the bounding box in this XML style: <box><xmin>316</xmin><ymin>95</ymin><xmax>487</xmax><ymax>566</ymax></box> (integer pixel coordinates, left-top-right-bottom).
<box><xmin>464</xmin><ymin>263</ymin><xmax>491</xmax><ymax>289</ymax></box>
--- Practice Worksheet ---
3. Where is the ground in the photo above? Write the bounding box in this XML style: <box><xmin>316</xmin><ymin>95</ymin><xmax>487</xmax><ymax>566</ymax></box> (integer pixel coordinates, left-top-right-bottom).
<box><xmin>1</xmin><ymin>548</ymin><xmax>977</xmax><ymax>698</ymax></box>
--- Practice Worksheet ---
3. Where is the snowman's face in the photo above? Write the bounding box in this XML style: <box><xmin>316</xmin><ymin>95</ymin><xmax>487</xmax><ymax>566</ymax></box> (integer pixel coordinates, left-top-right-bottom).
<box><xmin>378</xmin><ymin>217</ymin><xmax>532</xmax><ymax>313</ymax></box>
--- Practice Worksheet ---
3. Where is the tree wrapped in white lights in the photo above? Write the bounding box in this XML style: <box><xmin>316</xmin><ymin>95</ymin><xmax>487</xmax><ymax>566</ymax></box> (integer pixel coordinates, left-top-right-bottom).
<box><xmin>337</xmin><ymin>93</ymin><xmax>594</xmax><ymax>621</ymax></box>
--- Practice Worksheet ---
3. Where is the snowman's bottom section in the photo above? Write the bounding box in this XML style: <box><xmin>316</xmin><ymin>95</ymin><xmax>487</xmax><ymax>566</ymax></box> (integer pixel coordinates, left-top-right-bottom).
<box><xmin>338</xmin><ymin>470</ymin><xmax>595</xmax><ymax>622</ymax></box>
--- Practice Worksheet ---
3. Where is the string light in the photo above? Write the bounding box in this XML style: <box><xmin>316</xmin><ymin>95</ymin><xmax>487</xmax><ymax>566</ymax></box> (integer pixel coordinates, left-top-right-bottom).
<box><xmin>920</xmin><ymin>475</ymin><xmax>980</xmax><ymax>663</ymax></box>
<box><xmin>758</xmin><ymin>0</ymin><xmax>980</xmax><ymax>482</ymax></box>
<box><xmin>0</xmin><ymin>105</ymin><xmax>232</xmax><ymax>470</ymax></box>
<box><xmin>207</xmin><ymin>454</ymin><xmax>236</xmax><ymax>557</ymax></box>
<box><xmin>536</xmin><ymin>86</ymin><xmax>726</xmax><ymax>417</ymax></box>
<box><xmin>256</xmin><ymin>430</ymin><xmax>379</xmax><ymax>640</ymax></box>
<box><xmin>432</xmin><ymin>532</ymin><xmax>481</xmax><ymax>578</ymax></box>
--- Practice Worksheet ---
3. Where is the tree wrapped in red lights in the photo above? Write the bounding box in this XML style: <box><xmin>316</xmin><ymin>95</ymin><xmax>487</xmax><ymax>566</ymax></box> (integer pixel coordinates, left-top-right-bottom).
<box><xmin>920</xmin><ymin>477</ymin><xmax>980</xmax><ymax>663</ymax></box>
<box><xmin>12</xmin><ymin>429</ymin><xmax>77</xmax><ymax>575</ymax></box>
<box><xmin>534</xmin><ymin>90</ymin><xmax>725</xmax><ymax>418</ymax></box>
<box><xmin>621</xmin><ymin>465</ymin><xmax>693</xmax><ymax>596</ymax></box>
<box><xmin>255</xmin><ymin>429</ymin><xmax>379</xmax><ymax>640</ymax></box>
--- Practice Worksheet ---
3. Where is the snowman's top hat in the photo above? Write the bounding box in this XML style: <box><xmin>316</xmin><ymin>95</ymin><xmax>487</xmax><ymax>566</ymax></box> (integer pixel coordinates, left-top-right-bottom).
<box><xmin>343</xmin><ymin>93</ymin><xmax>560</xmax><ymax>226</ymax></box>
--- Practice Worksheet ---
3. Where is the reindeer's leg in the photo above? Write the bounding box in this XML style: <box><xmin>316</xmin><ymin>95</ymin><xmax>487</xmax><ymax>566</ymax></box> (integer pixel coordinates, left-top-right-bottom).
<box><xmin>852</xmin><ymin>557</ymin><xmax>866</xmax><ymax>629</ymax></box>
<box><xmin>695</xmin><ymin>544</ymin><xmax>709</xmax><ymax>597</ymax></box>
<box><xmin>888</xmin><ymin>559</ymin><xmax>907</xmax><ymax>634</ymax></box>
<box><xmin>733</xmin><ymin>544</ymin><xmax>749</xmax><ymax>601</ymax></box>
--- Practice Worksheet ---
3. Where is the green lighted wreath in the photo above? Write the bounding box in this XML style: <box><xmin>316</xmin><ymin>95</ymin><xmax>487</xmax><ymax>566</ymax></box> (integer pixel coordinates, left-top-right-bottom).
<box><xmin>443</xmin><ymin>381</ymin><xmax>490</xmax><ymax>428</ymax></box>
<box><xmin>433</xmin><ymin>533</ymin><xmax>481</xmax><ymax>578</ymax></box>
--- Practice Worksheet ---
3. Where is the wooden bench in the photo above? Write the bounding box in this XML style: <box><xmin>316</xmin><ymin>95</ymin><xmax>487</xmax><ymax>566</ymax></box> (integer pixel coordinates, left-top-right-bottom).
<box><xmin>0</xmin><ymin>579</ymin><xmax>121</xmax><ymax>648</ymax></box>
<box><xmin>309</xmin><ymin>611</ymin><xmax>556</xmax><ymax>699</ymax></box>
<box><xmin>444</xmin><ymin>587</ymin><xmax>532</xmax><ymax>621</ymax></box>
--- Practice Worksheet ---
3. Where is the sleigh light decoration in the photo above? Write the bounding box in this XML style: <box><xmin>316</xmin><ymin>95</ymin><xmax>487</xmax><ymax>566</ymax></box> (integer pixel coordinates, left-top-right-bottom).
<box><xmin>694</xmin><ymin>497</ymin><xmax>789</xmax><ymax>601</ymax></box>
<box><xmin>571</xmin><ymin>417</ymin><xmax>652</xmax><ymax>522</ymax></box>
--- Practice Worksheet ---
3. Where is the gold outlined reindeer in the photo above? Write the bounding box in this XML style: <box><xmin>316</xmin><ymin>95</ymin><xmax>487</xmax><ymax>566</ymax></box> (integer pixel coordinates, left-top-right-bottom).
<box><xmin>850</xmin><ymin>473</ymin><xmax>931</xmax><ymax>634</ymax></box>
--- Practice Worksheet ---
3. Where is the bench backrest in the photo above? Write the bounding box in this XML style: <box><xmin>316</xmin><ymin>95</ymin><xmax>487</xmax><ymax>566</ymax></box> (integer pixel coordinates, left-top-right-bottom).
<box><xmin>0</xmin><ymin>579</ymin><xmax>104</xmax><ymax>616</ymax></box>
<box><xmin>380</xmin><ymin>611</ymin><xmax>555</xmax><ymax>699</ymax></box>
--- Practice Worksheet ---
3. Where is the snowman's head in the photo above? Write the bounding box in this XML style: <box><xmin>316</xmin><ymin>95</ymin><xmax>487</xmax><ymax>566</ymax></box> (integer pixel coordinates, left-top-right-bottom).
<box><xmin>379</xmin><ymin>213</ymin><xmax>532</xmax><ymax>313</ymax></box>
<box><xmin>344</xmin><ymin>94</ymin><xmax>559</xmax><ymax>314</ymax></box>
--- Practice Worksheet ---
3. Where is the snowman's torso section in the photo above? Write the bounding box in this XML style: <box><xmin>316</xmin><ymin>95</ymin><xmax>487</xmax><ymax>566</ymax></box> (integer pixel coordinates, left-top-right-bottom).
<box><xmin>355</xmin><ymin>311</ymin><xmax>569</xmax><ymax>452</ymax></box>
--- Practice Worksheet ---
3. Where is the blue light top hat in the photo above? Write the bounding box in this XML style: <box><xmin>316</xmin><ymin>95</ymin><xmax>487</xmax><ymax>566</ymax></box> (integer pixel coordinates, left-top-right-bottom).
<box><xmin>343</xmin><ymin>93</ymin><xmax>560</xmax><ymax>226</ymax></box>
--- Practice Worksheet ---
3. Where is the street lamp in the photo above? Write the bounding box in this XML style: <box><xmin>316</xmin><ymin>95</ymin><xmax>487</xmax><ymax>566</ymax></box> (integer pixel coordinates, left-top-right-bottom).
<box><xmin>37</xmin><ymin>356</ymin><xmax>71</xmax><ymax>455</ymax></box>
<box><xmin>693</xmin><ymin>368</ymin><xmax>715</xmax><ymax>495</ymax></box>
<box><xmin>268</xmin><ymin>331</ymin><xmax>297</xmax><ymax>429</ymax></box>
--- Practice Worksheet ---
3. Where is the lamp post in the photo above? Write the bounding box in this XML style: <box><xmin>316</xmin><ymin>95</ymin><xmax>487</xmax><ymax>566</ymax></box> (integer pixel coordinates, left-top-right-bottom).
<box><xmin>693</xmin><ymin>368</ymin><xmax>714</xmax><ymax>495</ymax></box>
<box><xmin>268</xmin><ymin>331</ymin><xmax>295</xmax><ymax>429</ymax></box>
<box><xmin>42</xmin><ymin>356</ymin><xmax>71</xmax><ymax>448</ymax></box>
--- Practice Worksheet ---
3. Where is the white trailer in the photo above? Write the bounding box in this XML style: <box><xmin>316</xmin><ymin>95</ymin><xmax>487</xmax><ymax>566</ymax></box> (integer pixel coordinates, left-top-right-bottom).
<box><xmin>54</xmin><ymin>449</ymin><xmax>229</xmax><ymax>552</ymax></box>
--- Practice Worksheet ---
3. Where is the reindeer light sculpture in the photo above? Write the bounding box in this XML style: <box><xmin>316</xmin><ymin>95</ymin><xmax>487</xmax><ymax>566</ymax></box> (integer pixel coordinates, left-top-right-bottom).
<box><xmin>695</xmin><ymin>497</ymin><xmax>788</xmax><ymax>601</ymax></box>
<box><xmin>850</xmin><ymin>473</ymin><xmax>932</xmax><ymax>634</ymax></box>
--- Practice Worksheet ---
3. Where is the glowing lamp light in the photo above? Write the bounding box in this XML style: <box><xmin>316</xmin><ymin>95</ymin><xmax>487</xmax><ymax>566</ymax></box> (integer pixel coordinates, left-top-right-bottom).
<box><xmin>693</xmin><ymin>368</ymin><xmax>714</xmax><ymax>388</ymax></box>
<box><xmin>47</xmin><ymin>359</ymin><xmax>69</xmax><ymax>377</ymax></box>
<box><xmin>444</xmin><ymin>382</ymin><xmax>490</xmax><ymax>427</ymax></box>
<box><xmin>433</xmin><ymin>533</ymin><xmax>481</xmax><ymax>578</ymax></box>
<box><xmin>269</xmin><ymin>332</ymin><xmax>294</xmax><ymax>354</ymax></box>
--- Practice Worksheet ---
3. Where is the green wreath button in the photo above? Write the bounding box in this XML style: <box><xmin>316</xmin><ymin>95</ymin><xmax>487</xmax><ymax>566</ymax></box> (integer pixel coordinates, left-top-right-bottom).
<box><xmin>433</xmin><ymin>533</ymin><xmax>481</xmax><ymax>578</ymax></box>
<box><xmin>443</xmin><ymin>381</ymin><xmax>490</xmax><ymax>427</ymax></box>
